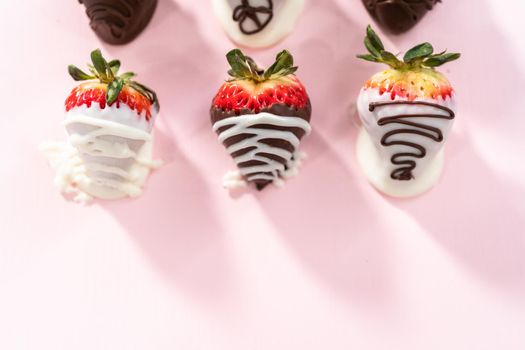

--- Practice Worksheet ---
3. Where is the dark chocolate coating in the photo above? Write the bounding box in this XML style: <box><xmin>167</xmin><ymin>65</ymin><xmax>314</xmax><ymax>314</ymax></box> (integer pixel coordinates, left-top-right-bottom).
<box><xmin>211</xmin><ymin>101</ymin><xmax>312</xmax><ymax>190</ymax></box>
<box><xmin>362</xmin><ymin>0</ymin><xmax>441</xmax><ymax>34</ymax></box>
<box><xmin>79</xmin><ymin>0</ymin><xmax>158</xmax><ymax>45</ymax></box>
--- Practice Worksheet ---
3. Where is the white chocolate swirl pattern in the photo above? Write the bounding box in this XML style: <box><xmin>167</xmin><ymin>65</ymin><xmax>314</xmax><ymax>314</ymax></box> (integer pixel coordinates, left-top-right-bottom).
<box><xmin>213</xmin><ymin>112</ymin><xmax>310</xmax><ymax>188</ymax></box>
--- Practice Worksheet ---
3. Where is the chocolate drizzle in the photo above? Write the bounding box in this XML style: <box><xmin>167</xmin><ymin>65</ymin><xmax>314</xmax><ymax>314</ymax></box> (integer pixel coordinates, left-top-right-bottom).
<box><xmin>362</xmin><ymin>0</ymin><xmax>441</xmax><ymax>34</ymax></box>
<box><xmin>232</xmin><ymin>0</ymin><xmax>274</xmax><ymax>35</ymax></box>
<box><xmin>369</xmin><ymin>100</ymin><xmax>454</xmax><ymax>180</ymax></box>
<box><xmin>211</xmin><ymin>101</ymin><xmax>312</xmax><ymax>190</ymax></box>
<box><xmin>79</xmin><ymin>0</ymin><xmax>158</xmax><ymax>45</ymax></box>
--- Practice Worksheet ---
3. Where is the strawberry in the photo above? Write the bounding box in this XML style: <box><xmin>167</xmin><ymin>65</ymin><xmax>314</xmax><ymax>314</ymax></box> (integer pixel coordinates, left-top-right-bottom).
<box><xmin>356</xmin><ymin>26</ymin><xmax>459</xmax><ymax>190</ymax></box>
<box><xmin>66</xmin><ymin>49</ymin><xmax>158</xmax><ymax>128</ymax></box>
<box><xmin>362</xmin><ymin>0</ymin><xmax>441</xmax><ymax>34</ymax></box>
<box><xmin>65</xmin><ymin>83</ymin><xmax>154</xmax><ymax>120</ymax></box>
<box><xmin>357</xmin><ymin>25</ymin><xmax>459</xmax><ymax>103</ymax></box>
<box><xmin>79</xmin><ymin>0</ymin><xmax>158</xmax><ymax>45</ymax></box>
<box><xmin>212</xmin><ymin>0</ymin><xmax>305</xmax><ymax>49</ymax></box>
<box><xmin>41</xmin><ymin>49</ymin><xmax>161</xmax><ymax>203</ymax></box>
<box><xmin>211</xmin><ymin>49</ymin><xmax>312</xmax><ymax>190</ymax></box>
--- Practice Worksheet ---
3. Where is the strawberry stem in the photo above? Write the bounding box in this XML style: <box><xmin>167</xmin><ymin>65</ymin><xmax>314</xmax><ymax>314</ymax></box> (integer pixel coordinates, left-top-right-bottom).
<box><xmin>357</xmin><ymin>25</ymin><xmax>460</xmax><ymax>70</ymax></box>
<box><xmin>226</xmin><ymin>48</ymin><xmax>298</xmax><ymax>83</ymax></box>
<box><xmin>68</xmin><ymin>49</ymin><xmax>158</xmax><ymax>108</ymax></box>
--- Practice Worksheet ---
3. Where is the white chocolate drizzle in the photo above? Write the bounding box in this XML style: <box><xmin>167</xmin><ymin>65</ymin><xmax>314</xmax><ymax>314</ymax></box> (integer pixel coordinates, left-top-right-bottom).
<box><xmin>40</xmin><ymin>113</ymin><xmax>162</xmax><ymax>203</ymax></box>
<box><xmin>212</xmin><ymin>112</ymin><xmax>310</xmax><ymax>188</ymax></box>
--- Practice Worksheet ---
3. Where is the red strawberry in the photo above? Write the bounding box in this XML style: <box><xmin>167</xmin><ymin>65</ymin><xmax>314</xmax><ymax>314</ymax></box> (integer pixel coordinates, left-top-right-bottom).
<box><xmin>65</xmin><ymin>83</ymin><xmax>155</xmax><ymax>121</ymax></box>
<box><xmin>211</xmin><ymin>49</ymin><xmax>312</xmax><ymax>190</ymax></box>
<box><xmin>357</xmin><ymin>26</ymin><xmax>459</xmax><ymax>103</ymax></box>
<box><xmin>43</xmin><ymin>49</ymin><xmax>161</xmax><ymax>202</ymax></box>
<box><xmin>66</xmin><ymin>49</ymin><xmax>158</xmax><ymax>129</ymax></box>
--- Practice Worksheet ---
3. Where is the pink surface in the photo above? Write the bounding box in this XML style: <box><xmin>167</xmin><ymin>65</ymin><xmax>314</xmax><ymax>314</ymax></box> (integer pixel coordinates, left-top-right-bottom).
<box><xmin>1</xmin><ymin>0</ymin><xmax>525</xmax><ymax>348</ymax></box>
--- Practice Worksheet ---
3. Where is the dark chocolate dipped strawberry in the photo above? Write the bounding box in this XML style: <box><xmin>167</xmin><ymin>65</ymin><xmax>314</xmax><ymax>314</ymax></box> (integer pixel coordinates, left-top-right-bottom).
<box><xmin>362</xmin><ymin>0</ymin><xmax>441</xmax><ymax>34</ymax></box>
<box><xmin>210</xmin><ymin>49</ymin><xmax>312</xmax><ymax>190</ymax></box>
<box><xmin>79</xmin><ymin>0</ymin><xmax>158</xmax><ymax>45</ymax></box>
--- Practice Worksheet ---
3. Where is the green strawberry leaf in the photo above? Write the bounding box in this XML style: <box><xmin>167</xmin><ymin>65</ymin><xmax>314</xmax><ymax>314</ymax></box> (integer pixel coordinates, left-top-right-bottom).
<box><xmin>366</xmin><ymin>25</ymin><xmax>384</xmax><ymax>52</ymax></box>
<box><xmin>129</xmin><ymin>81</ymin><xmax>159</xmax><ymax>109</ymax></box>
<box><xmin>427</xmin><ymin>50</ymin><xmax>447</xmax><ymax>59</ymax></box>
<box><xmin>86</xmin><ymin>64</ymin><xmax>99</xmax><ymax>78</ymax></box>
<box><xmin>70</xmin><ymin>49</ymin><xmax>159</xmax><ymax>110</ymax></box>
<box><xmin>108</xmin><ymin>59</ymin><xmax>121</xmax><ymax>76</ymax></box>
<box><xmin>357</xmin><ymin>25</ymin><xmax>460</xmax><ymax>70</ymax></box>
<box><xmin>279</xmin><ymin>67</ymin><xmax>298</xmax><ymax>76</ymax></box>
<box><xmin>356</xmin><ymin>54</ymin><xmax>380</xmax><ymax>63</ymax></box>
<box><xmin>226</xmin><ymin>49</ymin><xmax>251</xmax><ymax>79</ymax></box>
<box><xmin>106</xmin><ymin>78</ymin><xmax>123</xmax><ymax>105</ymax></box>
<box><xmin>119</xmin><ymin>72</ymin><xmax>136</xmax><ymax>81</ymax></box>
<box><xmin>68</xmin><ymin>65</ymin><xmax>95</xmax><ymax>81</ymax></box>
<box><xmin>364</xmin><ymin>37</ymin><xmax>381</xmax><ymax>57</ymax></box>
<box><xmin>403</xmin><ymin>42</ymin><xmax>434</xmax><ymax>63</ymax></box>
<box><xmin>424</xmin><ymin>52</ymin><xmax>461</xmax><ymax>67</ymax></box>
<box><xmin>128</xmin><ymin>81</ymin><xmax>148</xmax><ymax>98</ymax></box>
<box><xmin>381</xmin><ymin>51</ymin><xmax>403</xmax><ymax>68</ymax></box>
<box><xmin>245</xmin><ymin>56</ymin><xmax>264</xmax><ymax>78</ymax></box>
<box><xmin>264</xmin><ymin>50</ymin><xmax>294</xmax><ymax>78</ymax></box>
<box><xmin>90</xmin><ymin>49</ymin><xmax>109</xmax><ymax>81</ymax></box>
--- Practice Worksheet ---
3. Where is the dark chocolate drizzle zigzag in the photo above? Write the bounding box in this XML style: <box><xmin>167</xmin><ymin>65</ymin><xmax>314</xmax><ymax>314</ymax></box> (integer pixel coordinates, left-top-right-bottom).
<box><xmin>232</xmin><ymin>0</ymin><xmax>274</xmax><ymax>35</ymax></box>
<box><xmin>369</xmin><ymin>100</ymin><xmax>454</xmax><ymax>181</ymax></box>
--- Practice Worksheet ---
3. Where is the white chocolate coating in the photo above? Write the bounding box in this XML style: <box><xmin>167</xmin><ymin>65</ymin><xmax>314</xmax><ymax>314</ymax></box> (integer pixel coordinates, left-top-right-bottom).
<box><xmin>212</xmin><ymin>0</ymin><xmax>304</xmax><ymax>48</ymax></box>
<box><xmin>40</xmin><ymin>104</ymin><xmax>162</xmax><ymax>203</ymax></box>
<box><xmin>213</xmin><ymin>112</ymin><xmax>310</xmax><ymax>189</ymax></box>
<box><xmin>356</xmin><ymin>88</ymin><xmax>456</xmax><ymax>197</ymax></box>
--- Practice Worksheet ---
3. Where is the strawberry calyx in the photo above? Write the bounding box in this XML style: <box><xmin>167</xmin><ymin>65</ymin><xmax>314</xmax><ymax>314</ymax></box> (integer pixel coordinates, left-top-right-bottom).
<box><xmin>357</xmin><ymin>25</ymin><xmax>460</xmax><ymax>101</ymax></box>
<box><xmin>226</xmin><ymin>48</ymin><xmax>298</xmax><ymax>83</ymax></box>
<box><xmin>357</xmin><ymin>25</ymin><xmax>460</xmax><ymax>70</ymax></box>
<box><xmin>65</xmin><ymin>83</ymin><xmax>155</xmax><ymax>120</ymax></box>
<box><xmin>212</xmin><ymin>49</ymin><xmax>309</xmax><ymax>114</ymax></box>
<box><xmin>68</xmin><ymin>49</ymin><xmax>158</xmax><ymax>110</ymax></box>
<box><xmin>213</xmin><ymin>49</ymin><xmax>309</xmax><ymax>114</ymax></box>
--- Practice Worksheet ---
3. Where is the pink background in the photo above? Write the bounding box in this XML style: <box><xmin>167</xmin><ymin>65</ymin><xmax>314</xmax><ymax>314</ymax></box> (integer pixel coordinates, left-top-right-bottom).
<box><xmin>1</xmin><ymin>0</ymin><xmax>525</xmax><ymax>348</ymax></box>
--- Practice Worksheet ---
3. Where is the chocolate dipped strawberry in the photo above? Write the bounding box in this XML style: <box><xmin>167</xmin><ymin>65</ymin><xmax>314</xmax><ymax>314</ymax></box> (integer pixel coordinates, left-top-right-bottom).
<box><xmin>362</xmin><ymin>0</ymin><xmax>441</xmax><ymax>34</ymax></box>
<box><xmin>212</xmin><ymin>0</ymin><xmax>305</xmax><ymax>49</ymax></box>
<box><xmin>211</xmin><ymin>49</ymin><xmax>312</xmax><ymax>190</ymax></box>
<box><xmin>40</xmin><ymin>49</ymin><xmax>161</xmax><ymax>203</ymax></box>
<box><xmin>79</xmin><ymin>0</ymin><xmax>158</xmax><ymax>45</ymax></box>
<box><xmin>355</xmin><ymin>26</ymin><xmax>460</xmax><ymax>197</ymax></box>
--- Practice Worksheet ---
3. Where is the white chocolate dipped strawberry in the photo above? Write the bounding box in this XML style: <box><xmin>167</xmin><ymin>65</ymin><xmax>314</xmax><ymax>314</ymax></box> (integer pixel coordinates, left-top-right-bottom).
<box><xmin>213</xmin><ymin>0</ymin><xmax>304</xmax><ymax>49</ymax></box>
<box><xmin>211</xmin><ymin>49</ymin><xmax>312</xmax><ymax>190</ymax></box>
<box><xmin>356</xmin><ymin>26</ymin><xmax>460</xmax><ymax>197</ymax></box>
<box><xmin>40</xmin><ymin>49</ymin><xmax>162</xmax><ymax>203</ymax></box>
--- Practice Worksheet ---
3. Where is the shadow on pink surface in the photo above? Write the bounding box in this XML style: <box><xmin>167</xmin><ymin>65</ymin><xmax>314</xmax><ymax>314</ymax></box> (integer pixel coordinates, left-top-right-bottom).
<box><xmin>386</xmin><ymin>0</ymin><xmax>525</xmax><ymax>293</ymax></box>
<box><xmin>258</xmin><ymin>128</ymin><xmax>394</xmax><ymax>307</ymax></box>
<box><xmin>391</xmin><ymin>131</ymin><xmax>525</xmax><ymax>293</ymax></box>
<box><xmin>97</xmin><ymin>2</ymin><xmax>237</xmax><ymax>304</ymax></box>
<box><xmin>256</xmin><ymin>0</ymin><xmax>525</xmax><ymax>303</ymax></box>
<box><xmin>101</xmin><ymin>125</ymin><xmax>236</xmax><ymax>303</ymax></box>
<box><xmin>245</xmin><ymin>0</ymin><xmax>394</xmax><ymax>307</ymax></box>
